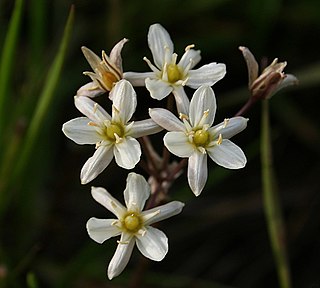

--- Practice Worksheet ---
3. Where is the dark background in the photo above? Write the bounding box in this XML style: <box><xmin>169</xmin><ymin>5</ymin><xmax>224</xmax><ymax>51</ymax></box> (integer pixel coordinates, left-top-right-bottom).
<box><xmin>0</xmin><ymin>0</ymin><xmax>320</xmax><ymax>287</ymax></box>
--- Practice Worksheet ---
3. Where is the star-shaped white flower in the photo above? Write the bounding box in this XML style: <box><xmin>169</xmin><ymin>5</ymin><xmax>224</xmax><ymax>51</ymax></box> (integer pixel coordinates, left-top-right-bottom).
<box><xmin>124</xmin><ymin>23</ymin><xmax>226</xmax><ymax>114</ymax></box>
<box><xmin>62</xmin><ymin>79</ymin><xmax>162</xmax><ymax>184</ymax></box>
<box><xmin>149</xmin><ymin>85</ymin><xmax>248</xmax><ymax>196</ymax></box>
<box><xmin>86</xmin><ymin>172</ymin><xmax>184</xmax><ymax>279</ymax></box>
<box><xmin>77</xmin><ymin>38</ymin><xmax>128</xmax><ymax>98</ymax></box>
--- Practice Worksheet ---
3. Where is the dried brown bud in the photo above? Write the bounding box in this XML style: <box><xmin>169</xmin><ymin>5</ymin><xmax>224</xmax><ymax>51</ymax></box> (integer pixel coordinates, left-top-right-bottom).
<box><xmin>239</xmin><ymin>46</ymin><xmax>298</xmax><ymax>100</ymax></box>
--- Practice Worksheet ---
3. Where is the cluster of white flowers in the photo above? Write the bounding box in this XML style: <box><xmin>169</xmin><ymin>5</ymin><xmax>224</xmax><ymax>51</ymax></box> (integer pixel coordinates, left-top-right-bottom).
<box><xmin>62</xmin><ymin>23</ymin><xmax>248</xmax><ymax>279</ymax></box>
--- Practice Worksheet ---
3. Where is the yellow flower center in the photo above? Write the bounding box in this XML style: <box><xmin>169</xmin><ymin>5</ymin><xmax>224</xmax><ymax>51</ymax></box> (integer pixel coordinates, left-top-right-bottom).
<box><xmin>123</xmin><ymin>212</ymin><xmax>142</xmax><ymax>233</ymax></box>
<box><xmin>166</xmin><ymin>64</ymin><xmax>182</xmax><ymax>83</ymax></box>
<box><xmin>193</xmin><ymin>129</ymin><xmax>210</xmax><ymax>147</ymax></box>
<box><xmin>103</xmin><ymin>122</ymin><xmax>124</xmax><ymax>141</ymax></box>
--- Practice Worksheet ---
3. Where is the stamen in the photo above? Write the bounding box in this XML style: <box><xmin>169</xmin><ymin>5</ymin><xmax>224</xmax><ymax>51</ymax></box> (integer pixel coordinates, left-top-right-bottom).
<box><xmin>111</xmin><ymin>220</ymin><xmax>120</xmax><ymax>226</ymax></box>
<box><xmin>102</xmin><ymin>51</ymin><xmax>122</xmax><ymax>80</ymax></box>
<box><xmin>114</xmin><ymin>133</ymin><xmax>123</xmax><ymax>144</ymax></box>
<box><xmin>182</xmin><ymin>59</ymin><xmax>194</xmax><ymax>75</ymax></box>
<box><xmin>142</xmin><ymin>209</ymin><xmax>160</xmax><ymax>223</ymax></box>
<box><xmin>185</xmin><ymin>44</ymin><xmax>195</xmax><ymax>51</ymax></box>
<box><xmin>198</xmin><ymin>109</ymin><xmax>210</xmax><ymax>126</ymax></box>
<box><xmin>223</xmin><ymin>118</ymin><xmax>230</xmax><ymax>128</ymax></box>
<box><xmin>117</xmin><ymin>240</ymin><xmax>129</xmax><ymax>245</ymax></box>
<box><xmin>179</xmin><ymin>113</ymin><xmax>189</xmax><ymax>120</ymax></box>
<box><xmin>198</xmin><ymin>147</ymin><xmax>207</xmax><ymax>154</ymax></box>
<box><xmin>217</xmin><ymin>134</ymin><xmax>223</xmax><ymax>145</ymax></box>
<box><xmin>88</xmin><ymin>121</ymin><xmax>98</xmax><ymax>126</ymax></box>
<box><xmin>181</xmin><ymin>77</ymin><xmax>189</xmax><ymax>86</ymax></box>
<box><xmin>112</xmin><ymin>105</ymin><xmax>120</xmax><ymax>114</ymax></box>
<box><xmin>143</xmin><ymin>57</ymin><xmax>159</xmax><ymax>73</ymax></box>
<box><xmin>172</xmin><ymin>53</ymin><xmax>178</xmax><ymax>64</ymax></box>
<box><xmin>93</xmin><ymin>103</ymin><xmax>98</xmax><ymax>113</ymax></box>
<box><xmin>88</xmin><ymin>84</ymin><xmax>100</xmax><ymax>91</ymax></box>
<box><xmin>138</xmin><ymin>228</ymin><xmax>147</xmax><ymax>237</ymax></box>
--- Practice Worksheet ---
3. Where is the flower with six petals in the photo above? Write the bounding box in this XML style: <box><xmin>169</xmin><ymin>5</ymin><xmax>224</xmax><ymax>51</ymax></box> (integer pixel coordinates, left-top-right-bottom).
<box><xmin>77</xmin><ymin>38</ymin><xmax>128</xmax><ymax>98</ymax></box>
<box><xmin>124</xmin><ymin>23</ymin><xmax>226</xmax><ymax>114</ymax></box>
<box><xmin>86</xmin><ymin>172</ymin><xmax>185</xmax><ymax>279</ymax></box>
<box><xmin>62</xmin><ymin>79</ymin><xmax>162</xmax><ymax>184</ymax></box>
<box><xmin>149</xmin><ymin>85</ymin><xmax>248</xmax><ymax>196</ymax></box>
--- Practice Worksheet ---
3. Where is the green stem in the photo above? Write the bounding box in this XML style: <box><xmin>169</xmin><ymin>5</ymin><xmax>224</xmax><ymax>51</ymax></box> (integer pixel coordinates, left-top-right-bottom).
<box><xmin>261</xmin><ymin>100</ymin><xmax>291</xmax><ymax>288</ymax></box>
<box><xmin>0</xmin><ymin>0</ymin><xmax>24</xmax><ymax>155</ymax></box>
<box><xmin>0</xmin><ymin>5</ymin><xmax>75</xmax><ymax>217</ymax></box>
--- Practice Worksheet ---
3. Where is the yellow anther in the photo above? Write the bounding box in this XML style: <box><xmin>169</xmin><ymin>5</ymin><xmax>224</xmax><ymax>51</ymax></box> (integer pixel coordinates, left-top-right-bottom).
<box><xmin>185</xmin><ymin>44</ymin><xmax>195</xmax><ymax>51</ymax></box>
<box><xmin>179</xmin><ymin>113</ymin><xmax>189</xmax><ymax>120</ymax></box>
<box><xmin>88</xmin><ymin>121</ymin><xmax>98</xmax><ymax>126</ymax></box>
<box><xmin>93</xmin><ymin>103</ymin><xmax>98</xmax><ymax>113</ymax></box>
<box><xmin>217</xmin><ymin>134</ymin><xmax>223</xmax><ymax>145</ymax></box>
<box><xmin>117</xmin><ymin>240</ymin><xmax>130</xmax><ymax>244</ymax></box>
<box><xmin>223</xmin><ymin>118</ymin><xmax>230</xmax><ymax>128</ymax></box>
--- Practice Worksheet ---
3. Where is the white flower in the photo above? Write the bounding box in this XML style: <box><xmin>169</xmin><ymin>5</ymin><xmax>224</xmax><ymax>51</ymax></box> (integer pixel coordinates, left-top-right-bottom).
<box><xmin>86</xmin><ymin>172</ymin><xmax>184</xmax><ymax>279</ymax></box>
<box><xmin>149</xmin><ymin>85</ymin><xmax>248</xmax><ymax>196</ymax></box>
<box><xmin>124</xmin><ymin>23</ymin><xmax>226</xmax><ymax>114</ymax></box>
<box><xmin>77</xmin><ymin>38</ymin><xmax>128</xmax><ymax>98</ymax></box>
<box><xmin>62</xmin><ymin>79</ymin><xmax>162</xmax><ymax>184</ymax></box>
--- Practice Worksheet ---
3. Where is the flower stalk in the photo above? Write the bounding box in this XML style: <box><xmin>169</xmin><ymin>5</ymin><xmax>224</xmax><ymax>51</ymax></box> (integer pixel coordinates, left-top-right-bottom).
<box><xmin>261</xmin><ymin>99</ymin><xmax>292</xmax><ymax>288</ymax></box>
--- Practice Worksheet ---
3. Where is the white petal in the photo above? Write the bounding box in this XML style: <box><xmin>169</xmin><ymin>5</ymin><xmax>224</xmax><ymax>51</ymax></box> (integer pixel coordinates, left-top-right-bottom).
<box><xmin>75</xmin><ymin>96</ymin><xmax>111</xmax><ymax>123</ymax></box>
<box><xmin>172</xmin><ymin>85</ymin><xmax>190</xmax><ymax>115</ymax></box>
<box><xmin>136</xmin><ymin>226</ymin><xmax>168</xmax><ymax>261</ymax></box>
<box><xmin>109</xmin><ymin>38</ymin><xmax>128</xmax><ymax>73</ymax></box>
<box><xmin>207</xmin><ymin>139</ymin><xmax>247</xmax><ymax>169</ymax></box>
<box><xmin>124</xmin><ymin>172</ymin><xmax>150</xmax><ymax>212</ymax></box>
<box><xmin>149</xmin><ymin>108</ymin><xmax>185</xmax><ymax>132</ymax></box>
<box><xmin>164</xmin><ymin>132</ymin><xmax>194</xmax><ymax>157</ymax></box>
<box><xmin>62</xmin><ymin>117</ymin><xmax>101</xmax><ymax>144</ymax></box>
<box><xmin>145</xmin><ymin>78</ymin><xmax>173</xmax><ymax>100</ymax></box>
<box><xmin>210</xmin><ymin>117</ymin><xmax>248</xmax><ymax>139</ymax></box>
<box><xmin>129</xmin><ymin>119</ymin><xmax>162</xmax><ymax>138</ymax></box>
<box><xmin>187</xmin><ymin>63</ymin><xmax>226</xmax><ymax>89</ymax></box>
<box><xmin>108</xmin><ymin>234</ymin><xmax>135</xmax><ymax>280</ymax></box>
<box><xmin>188</xmin><ymin>151</ymin><xmax>208</xmax><ymax>196</ymax></box>
<box><xmin>76</xmin><ymin>82</ymin><xmax>105</xmax><ymax>98</ymax></box>
<box><xmin>86</xmin><ymin>218</ymin><xmax>121</xmax><ymax>244</ymax></box>
<box><xmin>148</xmin><ymin>23</ymin><xmax>174</xmax><ymax>68</ymax></box>
<box><xmin>123</xmin><ymin>71</ymin><xmax>155</xmax><ymax>86</ymax></box>
<box><xmin>178</xmin><ymin>48</ymin><xmax>201</xmax><ymax>70</ymax></box>
<box><xmin>81</xmin><ymin>46</ymin><xmax>102</xmax><ymax>72</ymax></box>
<box><xmin>91</xmin><ymin>186</ymin><xmax>126</xmax><ymax>218</ymax></box>
<box><xmin>114</xmin><ymin>137</ymin><xmax>141</xmax><ymax>169</ymax></box>
<box><xmin>189</xmin><ymin>86</ymin><xmax>216</xmax><ymax>127</ymax></box>
<box><xmin>81</xmin><ymin>144</ymin><xmax>114</xmax><ymax>184</ymax></box>
<box><xmin>110</xmin><ymin>80</ymin><xmax>137</xmax><ymax>123</ymax></box>
<box><xmin>142</xmin><ymin>201</ymin><xmax>184</xmax><ymax>226</ymax></box>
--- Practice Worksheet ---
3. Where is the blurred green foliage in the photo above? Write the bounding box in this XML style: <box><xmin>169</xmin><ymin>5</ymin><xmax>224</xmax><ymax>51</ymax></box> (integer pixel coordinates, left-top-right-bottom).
<box><xmin>0</xmin><ymin>0</ymin><xmax>320</xmax><ymax>287</ymax></box>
